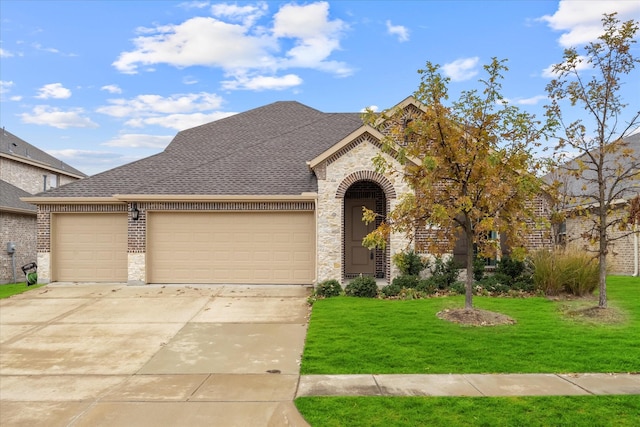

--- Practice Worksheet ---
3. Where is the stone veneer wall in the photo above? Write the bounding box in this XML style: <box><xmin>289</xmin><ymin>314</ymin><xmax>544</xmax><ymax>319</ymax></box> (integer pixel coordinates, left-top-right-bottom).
<box><xmin>0</xmin><ymin>212</ymin><xmax>37</xmax><ymax>283</ymax></box>
<box><xmin>315</xmin><ymin>134</ymin><xmax>412</xmax><ymax>283</ymax></box>
<box><xmin>566</xmin><ymin>206</ymin><xmax>639</xmax><ymax>275</ymax></box>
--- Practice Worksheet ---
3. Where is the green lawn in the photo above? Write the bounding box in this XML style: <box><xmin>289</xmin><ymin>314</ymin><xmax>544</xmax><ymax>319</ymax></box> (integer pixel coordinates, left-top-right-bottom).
<box><xmin>301</xmin><ymin>276</ymin><xmax>640</xmax><ymax>374</ymax></box>
<box><xmin>296</xmin><ymin>276</ymin><xmax>640</xmax><ymax>426</ymax></box>
<box><xmin>0</xmin><ymin>282</ymin><xmax>46</xmax><ymax>299</ymax></box>
<box><xmin>295</xmin><ymin>395</ymin><xmax>640</xmax><ymax>427</ymax></box>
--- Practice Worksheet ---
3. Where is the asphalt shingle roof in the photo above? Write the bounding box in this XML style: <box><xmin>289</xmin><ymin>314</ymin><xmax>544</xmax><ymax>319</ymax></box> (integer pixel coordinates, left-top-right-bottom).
<box><xmin>0</xmin><ymin>180</ymin><xmax>36</xmax><ymax>213</ymax></box>
<box><xmin>546</xmin><ymin>133</ymin><xmax>640</xmax><ymax>206</ymax></box>
<box><xmin>37</xmin><ymin>101</ymin><xmax>364</xmax><ymax>198</ymax></box>
<box><xmin>0</xmin><ymin>129</ymin><xmax>87</xmax><ymax>177</ymax></box>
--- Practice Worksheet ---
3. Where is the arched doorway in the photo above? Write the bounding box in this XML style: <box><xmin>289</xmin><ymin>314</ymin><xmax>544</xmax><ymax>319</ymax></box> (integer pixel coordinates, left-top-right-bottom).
<box><xmin>343</xmin><ymin>180</ymin><xmax>387</xmax><ymax>279</ymax></box>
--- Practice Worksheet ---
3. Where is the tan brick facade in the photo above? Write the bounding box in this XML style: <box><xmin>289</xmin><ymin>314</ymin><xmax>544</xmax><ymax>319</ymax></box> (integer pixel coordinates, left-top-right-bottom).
<box><xmin>0</xmin><ymin>212</ymin><xmax>36</xmax><ymax>284</ymax></box>
<box><xmin>566</xmin><ymin>206</ymin><xmax>639</xmax><ymax>275</ymax></box>
<box><xmin>1</xmin><ymin>158</ymin><xmax>76</xmax><ymax>194</ymax></box>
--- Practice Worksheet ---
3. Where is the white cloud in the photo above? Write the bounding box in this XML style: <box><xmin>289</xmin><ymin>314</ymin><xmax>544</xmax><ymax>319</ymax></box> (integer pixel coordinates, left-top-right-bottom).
<box><xmin>361</xmin><ymin>105</ymin><xmax>379</xmax><ymax>112</ymax></box>
<box><xmin>441</xmin><ymin>57</ymin><xmax>480</xmax><ymax>82</ymax></box>
<box><xmin>10</xmin><ymin>95</ymin><xmax>22</xmax><ymax>101</ymax></box>
<box><xmin>101</xmin><ymin>84</ymin><xmax>122</xmax><ymax>94</ymax></box>
<box><xmin>222</xmin><ymin>73</ymin><xmax>303</xmax><ymax>91</ymax></box>
<box><xmin>125</xmin><ymin>111</ymin><xmax>236</xmax><ymax>130</ymax></box>
<box><xmin>539</xmin><ymin>0</ymin><xmax>640</xmax><ymax>47</ymax></box>
<box><xmin>103</xmin><ymin>133</ymin><xmax>173</xmax><ymax>149</ymax></box>
<box><xmin>45</xmin><ymin>148</ymin><xmax>138</xmax><ymax>176</ymax></box>
<box><xmin>273</xmin><ymin>2</ymin><xmax>351</xmax><ymax>75</ymax></box>
<box><xmin>0</xmin><ymin>48</ymin><xmax>14</xmax><ymax>57</ymax></box>
<box><xmin>211</xmin><ymin>2</ymin><xmax>268</xmax><ymax>27</ymax></box>
<box><xmin>113</xmin><ymin>1</ymin><xmax>352</xmax><ymax>83</ymax></box>
<box><xmin>0</xmin><ymin>80</ymin><xmax>14</xmax><ymax>94</ymax></box>
<box><xmin>97</xmin><ymin>92</ymin><xmax>224</xmax><ymax>117</ymax></box>
<box><xmin>20</xmin><ymin>105</ymin><xmax>98</xmax><ymax>129</ymax></box>
<box><xmin>542</xmin><ymin>55</ymin><xmax>591</xmax><ymax>78</ymax></box>
<box><xmin>182</xmin><ymin>76</ymin><xmax>199</xmax><ymax>85</ymax></box>
<box><xmin>386</xmin><ymin>20</ymin><xmax>409</xmax><ymax>42</ymax></box>
<box><xmin>515</xmin><ymin>95</ymin><xmax>548</xmax><ymax>105</ymax></box>
<box><xmin>35</xmin><ymin>83</ymin><xmax>72</xmax><ymax>99</ymax></box>
<box><xmin>113</xmin><ymin>16</ymin><xmax>276</xmax><ymax>74</ymax></box>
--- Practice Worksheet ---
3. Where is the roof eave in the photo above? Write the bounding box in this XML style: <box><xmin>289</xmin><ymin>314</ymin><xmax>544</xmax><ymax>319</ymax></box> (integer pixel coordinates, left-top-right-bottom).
<box><xmin>0</xmin><ymin>206</ymin><xmax>37</xmax><ymax>215</ymax></box>
<box><xmin>1</xmin><ymin>152</ymin><xmax>86</xmax><ymax>179</ymax></box>
<box><xmin>20</xmin><ymin>196</ymin><xmax>122</xmax><ymax>205</ymax></box>
<box><xmin>112</xmin><ymin>193</ymin><xmax>318</xmax><ymax>202</ymax></box>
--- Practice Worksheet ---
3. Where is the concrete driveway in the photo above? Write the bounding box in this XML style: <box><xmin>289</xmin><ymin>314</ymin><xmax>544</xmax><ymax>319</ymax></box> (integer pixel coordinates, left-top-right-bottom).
<box><xmin>0</xmin><ymin>283</ymin><xmax>312</xmax><ymax>427</ymax></box>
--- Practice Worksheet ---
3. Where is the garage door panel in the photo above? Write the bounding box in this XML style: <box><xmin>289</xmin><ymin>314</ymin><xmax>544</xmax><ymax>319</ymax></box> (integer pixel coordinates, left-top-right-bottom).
<box><xmin>148</xmin><ymin>212</ymin><xmax>315</xmax><ymax>284</ymax></box>
<box><xmin>52</xmin><ymin>213</ymin><xmax>127</xmax><ymax>283</ymax></box>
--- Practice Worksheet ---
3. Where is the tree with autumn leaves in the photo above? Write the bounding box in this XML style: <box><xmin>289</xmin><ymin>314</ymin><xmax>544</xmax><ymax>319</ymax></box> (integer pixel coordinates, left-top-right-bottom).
<box><xmin>545</xmin><ymin>13</ymin><xmax>639</xmax><ymax>308</ymax></box>
<box><xmin>362</xmin><ymin>58</ymin><xmax>547</xmax><ymax>310</ymax></box>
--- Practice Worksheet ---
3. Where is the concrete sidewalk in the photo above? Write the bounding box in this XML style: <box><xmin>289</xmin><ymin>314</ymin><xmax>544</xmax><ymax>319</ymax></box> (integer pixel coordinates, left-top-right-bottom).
<box><xmin>297</xmin><ymin>373</ymin><xmax>640</xmax><ymax>397</ymax></box>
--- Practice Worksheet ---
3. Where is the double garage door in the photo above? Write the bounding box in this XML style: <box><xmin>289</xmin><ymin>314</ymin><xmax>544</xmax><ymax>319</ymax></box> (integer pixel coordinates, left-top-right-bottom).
<box><xmin>148</xmin><ymin>212</ymin><xmax>315</xmax><ymax>284</ymax></box>
<box><xmin>52</xmin><ymin>211</ymin><xmax>315</xmax><ymax>284</ymax></box>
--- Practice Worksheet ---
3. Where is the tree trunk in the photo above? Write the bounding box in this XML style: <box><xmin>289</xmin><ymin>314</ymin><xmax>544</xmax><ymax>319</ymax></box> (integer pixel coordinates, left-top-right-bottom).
<box><xmin>598</xmin><ymin>235</ymin><xmax>608</xmax><ymax>308</ymax></box>
<box><xmin>465</xmin><ymin>227</ymin><xmax>474</xmax><ymax>310</ymax></box>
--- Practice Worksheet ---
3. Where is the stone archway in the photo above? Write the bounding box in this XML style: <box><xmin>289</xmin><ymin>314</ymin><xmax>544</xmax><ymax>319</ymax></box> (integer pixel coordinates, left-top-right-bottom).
<box><xmin>343</xmin><ymin>180</ymin><xmax>387</xmax><ymax>279</ymax></box>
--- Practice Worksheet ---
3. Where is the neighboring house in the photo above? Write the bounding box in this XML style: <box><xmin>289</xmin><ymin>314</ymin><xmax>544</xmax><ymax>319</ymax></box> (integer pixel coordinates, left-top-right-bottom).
<box><xmin>554</xmin><ymin>133</ymin><xmax>640</xmax><ymax>275</ymax></box>
<box><xmin>23</xmin><ymin>97</ymin><xmax>550</xmax><ymax>286</ymax></box>
<box><xmin>1</xmin><ymin>129</ymin><xmax>86</xmax><ymax>283</ymax></box>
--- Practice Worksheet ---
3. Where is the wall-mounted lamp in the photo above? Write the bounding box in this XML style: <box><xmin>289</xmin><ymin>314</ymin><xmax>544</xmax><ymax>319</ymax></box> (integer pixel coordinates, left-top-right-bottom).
<box><xmin>131</xmin><ymin>203</ymin><xmax>140</xmax><ymax>221</ymax></box>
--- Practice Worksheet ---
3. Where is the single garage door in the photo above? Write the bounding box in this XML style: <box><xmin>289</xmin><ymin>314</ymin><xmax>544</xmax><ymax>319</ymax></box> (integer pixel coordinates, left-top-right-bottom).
<box><xmin>148</xmin><ymin>211</ymin><xmax>315</xmax><ymax>284</ymax></box>
<box><xmin>52</xmin><ymin>213</ymin><xmax>127</xmax><ymax>282</ymax></box>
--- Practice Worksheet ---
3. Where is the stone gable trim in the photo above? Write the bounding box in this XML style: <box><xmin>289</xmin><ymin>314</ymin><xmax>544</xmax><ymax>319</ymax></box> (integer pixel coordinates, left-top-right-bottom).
<box><xmin>325</xmin><ymin>134</ymin><xmax>382</xmax><ymax>166</ymax></box>
<box><xmin>335</xmin><ymin>171</ymin><xmax>397</xmax><ymax>199</ymax></box>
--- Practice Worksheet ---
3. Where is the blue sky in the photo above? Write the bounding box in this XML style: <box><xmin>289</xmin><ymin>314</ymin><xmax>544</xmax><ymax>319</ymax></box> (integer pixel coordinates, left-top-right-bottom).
<box><xmin>1</xmin><ymin>0</ymin><xmax>639</xmax><ymax>176</ymax></box>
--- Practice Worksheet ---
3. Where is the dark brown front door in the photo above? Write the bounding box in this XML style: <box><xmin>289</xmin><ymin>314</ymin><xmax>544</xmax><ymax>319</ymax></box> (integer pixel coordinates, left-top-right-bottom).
<box><xmin>345</xmin><ymin>198</ymin><xmax>375</xmax><ymax>276</ymax></box>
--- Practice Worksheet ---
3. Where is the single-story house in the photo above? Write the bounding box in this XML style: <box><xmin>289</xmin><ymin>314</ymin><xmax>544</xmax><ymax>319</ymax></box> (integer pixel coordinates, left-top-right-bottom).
<box><xmin>23</xmin><ymin>97</ymin><xmax>550</xmax><ymax>285</ymax></box>
<box><xmin>1</xmin><ymin>129</ymin><xmax>86</xmax><ymax>283</ymax></box>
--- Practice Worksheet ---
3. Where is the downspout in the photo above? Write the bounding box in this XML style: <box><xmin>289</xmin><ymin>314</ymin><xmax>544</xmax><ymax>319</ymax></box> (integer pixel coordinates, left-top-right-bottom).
<box><xmin>634</xmin><ymin>221</ymin><xmax>638</xmax><ymax>277</ymax></box>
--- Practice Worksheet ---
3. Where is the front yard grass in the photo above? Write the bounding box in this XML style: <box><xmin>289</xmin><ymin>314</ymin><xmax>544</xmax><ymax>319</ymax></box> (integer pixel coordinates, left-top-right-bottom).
<box><xmin>295</xmin><ymin>395</ymin><xmax>640</xmax><ymax>427</ymax></box>
<box><xmin>300</xmin><ymin>276</ymin><xmax>640</xmax><ymax>374</ymax></box>
<box><xmin>0</xmin><ymin>282</ymin><xmax>46</xmax><ymax>299</ymax></box>
<box><xmin>296</xmin><ymin>276</ymin><xmax>640</xmax><ymax>426</ymax></box>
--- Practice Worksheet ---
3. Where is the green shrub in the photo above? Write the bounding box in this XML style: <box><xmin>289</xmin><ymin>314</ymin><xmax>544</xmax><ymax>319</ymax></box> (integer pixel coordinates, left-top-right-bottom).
<box><xmin>392</xmin><ymin>250</ymin><xmax>428</xmax><ymax>276</ymax></box>
<box><xmin>473</xmin><ymin>256</ymin><xmax>486</xmax><ymax>281</ymax></box>
<box><xmin>315</xmin><ymin>279</ymin><xmax>342</xmax><ymax>298</ymax></box>
<box><xmin>345</xmin><ymin>276</ymin><xmax>378</xmax><ymax>298</ymax></box>
<box><xmin>478</xmin><ymin>274</ymin><xmax>511</xmax><ymax>294</ymax></box>
<box><xmin>449</xmin><ymin>281</ymin><xmax>466</xmax><ymax>295</ymax></box>
<box><xmin>496</xmin><ymin>256</ymin><xmax>528</xmax><ymax>280</ymax></box>
<box><xmin>430</xmin><ymin>257</ymin><xmax>461</xmax><ymax>289</ymax></box>
<box><xmin>381</xmin><ymin>283</ymin><xmax>402</xmax><ymax>297</ymax></box>
<box><xmin>531</xmin><ymin>249</ymin><xmax>599</xmax><ymax>296</ymax></box>
<box><xmin>391</xmin><ymin>274</ymin><xmax>419</xmax><ymax>289</ymax></box>
<box><xmin>416</xmin><ymin>278</ymin><xmax>437</xmax><ymax>295</ymax></box>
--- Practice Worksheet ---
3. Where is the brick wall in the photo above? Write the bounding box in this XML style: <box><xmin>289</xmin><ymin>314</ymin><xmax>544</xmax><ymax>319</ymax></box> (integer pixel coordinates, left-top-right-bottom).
<box><xmin>0</xmin><ymin>212</ymin><xmax>37</xmax><ymax>283</ymax></box>
<box><xmin>566</xmin><ymin>206</ymin><xmax>638</xmax><ymax>275</ymax></box>
<box><xmin>0</xmin><ymin>158</ymin><xmax>78</xmax><ymax>194</ymax></box>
